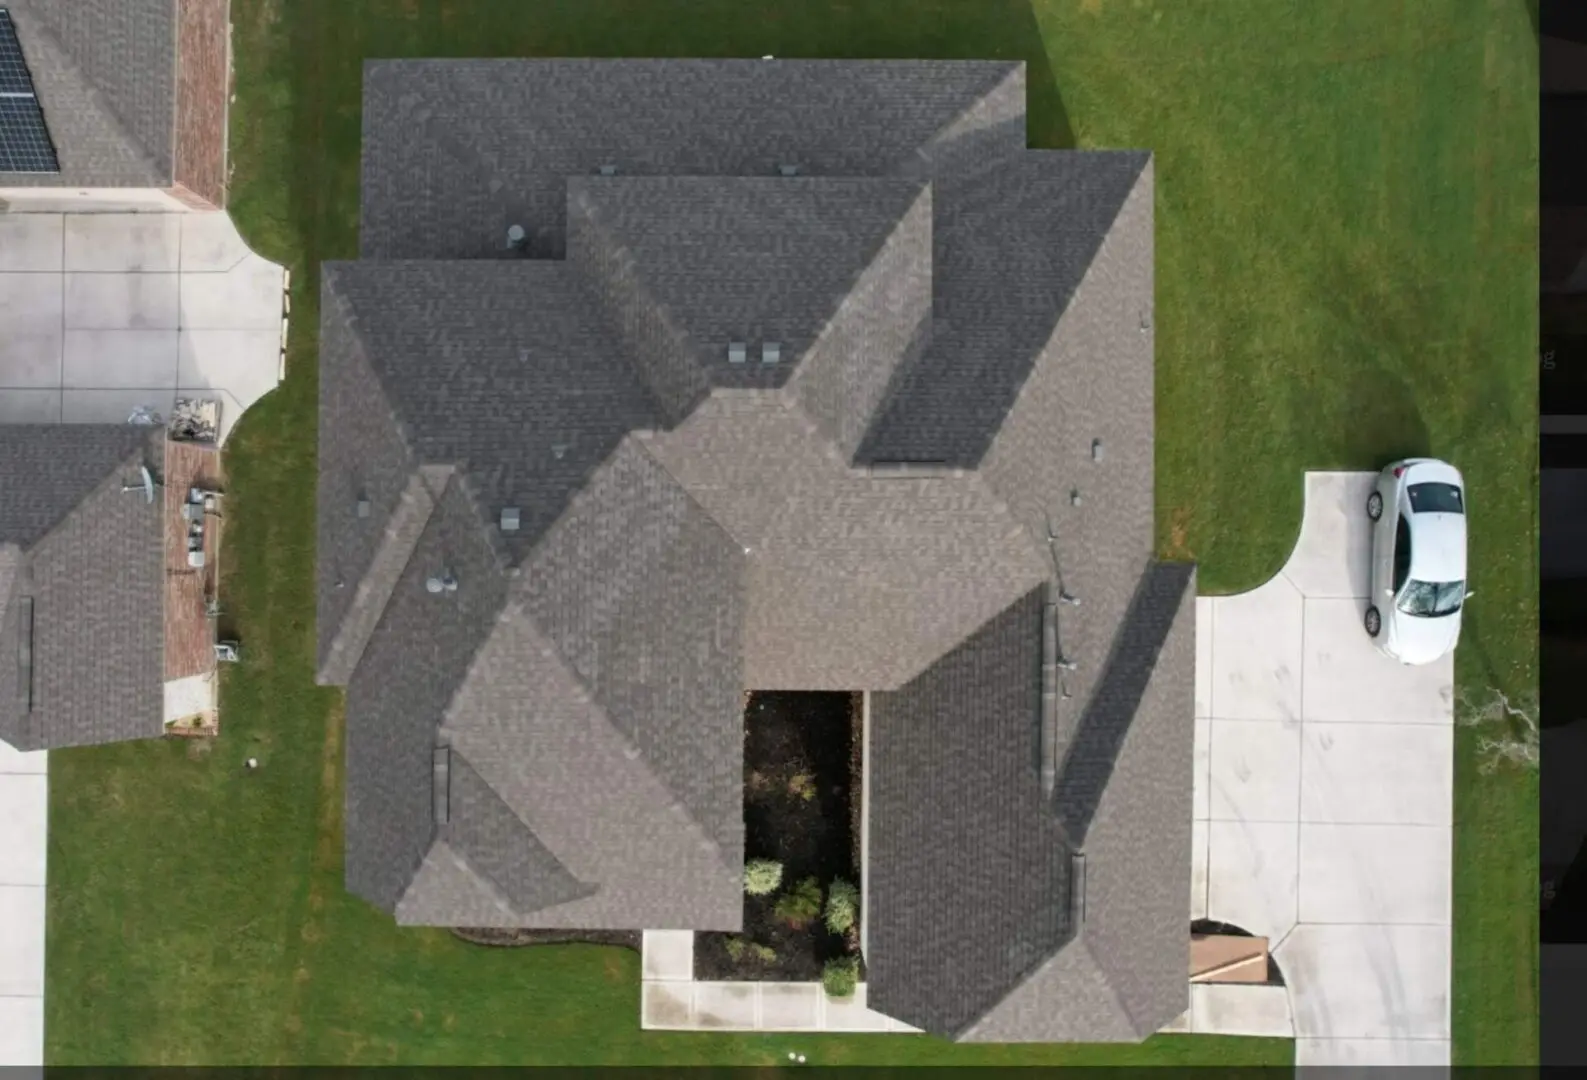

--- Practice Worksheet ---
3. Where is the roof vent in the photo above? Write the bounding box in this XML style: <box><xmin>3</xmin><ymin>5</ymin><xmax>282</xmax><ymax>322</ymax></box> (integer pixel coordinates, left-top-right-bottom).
<box><xmin>728</xmin><ymin>341</ymin><xmax>747</xmax><ymax>364</ymax></box>
<box><xmin>432</xmin><ymin>745</ymin><xmax>451</xmax><ymax>825</ymax></box>
<box><xmin>506</xmin><ymin>224</ymin><xmax>526</xmax><ymax>249</ymax></box>
<box><xmin>500</xmin><ymin>506</ymin><xmax>521</xmax><ymax>532</ymax></box>
<box><xmin>426</xmin><ymin>572</ymin><xmax>459</xmax><ymax>595</ymax></box>
<box><xmin>17</xmin><ymin>597</ymin><xmax>34</xmax><ymax>713</ymax></box>
<box><xmin>1069</xmin><ymin>852</ymin><xmax>1087</xmax><ymax>924</ymax></box>
<box><xmin>1069</xmin><ymin>488</ymin><xmax>1083</xmax><ymax>507</ymax></box>
<box><xmin>1091</xmin><ymin>438</ymin><xmax>1104</xmax><ymax>463</ymax></box>
<box><xmin>779</xmin><ymin>164</ymin><xmax>799</xmax><ymax>177</ymax></box>
<box><xmin>356</xmin><ymin>494</ymin><xmax>371</xmax><ymax>518</ymax></box>
<box><xmin>761</xmin><ymin>341</ymin><xmax>781</xmax><ymax>365</ymax></box>
<box><xmin>598</xmin><ymin>164</ymin><xmax>618</xmax><ymax>176</ymax></box>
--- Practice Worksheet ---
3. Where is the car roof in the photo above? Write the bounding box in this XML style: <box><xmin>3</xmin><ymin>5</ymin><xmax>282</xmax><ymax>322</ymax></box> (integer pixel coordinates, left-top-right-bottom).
<box><xmin>1404</xmin><ymin>458</ymin><xmax>1463</xmax><ymax>487</ymax></box>
<box><xmin>1406</xmin><ymin>510</ymin><xmax>1467</xmax><ymax>582</ymax></box>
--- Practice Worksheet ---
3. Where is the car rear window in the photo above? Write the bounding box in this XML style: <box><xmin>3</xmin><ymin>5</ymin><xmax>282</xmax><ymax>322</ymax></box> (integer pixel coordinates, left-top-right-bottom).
<box><xmin>1408</xmin><ymin>482</ymin><xmax>1463</xmax><ymax>514</ymax></box>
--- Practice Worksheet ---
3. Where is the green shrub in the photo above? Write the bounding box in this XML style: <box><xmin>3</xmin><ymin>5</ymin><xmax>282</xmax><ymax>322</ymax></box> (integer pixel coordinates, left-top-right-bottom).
<box><xmin>750</xmin><ymin>943</ymin><xmax>777</xmax><ymax>963</ymax></box>
<box><xmin>825</xmin><ymin>878</ymin><xmax>859</xmax><ymax>934</ymax></box>
<box><xmin>744</xmin><ymin>859</ymin><xmax>783</xmax><ymax>896</ymax></box>
<box><xmin>773</xmin><ymin>877</ymin><xmax>823</xmax><ymax>929</ymax></box>
<box><xmin>822</xmin><ymin>956</ymin><xmax>859</xmax><ymax>998</ymax></box>
<box><xmin>787</xmin><ymin>772</ymin><xmax>816</xmax><ymax>802</ymax></box>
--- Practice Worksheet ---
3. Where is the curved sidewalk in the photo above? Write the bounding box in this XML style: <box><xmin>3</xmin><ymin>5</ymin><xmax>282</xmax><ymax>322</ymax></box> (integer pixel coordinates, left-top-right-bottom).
<box><xmin>1191</xmin><ymin>471</ymin><xmax>1454</xmax><ymax>1069</ymax></box>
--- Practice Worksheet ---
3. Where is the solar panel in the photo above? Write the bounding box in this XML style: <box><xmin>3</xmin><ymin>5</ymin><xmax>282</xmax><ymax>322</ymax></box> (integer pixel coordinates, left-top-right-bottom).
<box><xmin>0</xmin><ymin>9</ymin><xmax>60</xmax><ymax>173</ymax></box>
<box><xmin>0</xmin><ymin>10</ymin><xmax>33</xmax><ymax>95</ymax></box>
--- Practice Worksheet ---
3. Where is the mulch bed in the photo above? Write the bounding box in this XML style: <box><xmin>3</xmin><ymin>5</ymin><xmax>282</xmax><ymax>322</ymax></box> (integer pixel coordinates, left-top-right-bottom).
<box><xmin>451</xmin><ymin>927</ymin><xmax>640</xmax><ymax>950</ymax></box>
<box><xmin>695</xmin><ymin>691</ymin><xmax>864</xmax><ymax>982</ymax></box>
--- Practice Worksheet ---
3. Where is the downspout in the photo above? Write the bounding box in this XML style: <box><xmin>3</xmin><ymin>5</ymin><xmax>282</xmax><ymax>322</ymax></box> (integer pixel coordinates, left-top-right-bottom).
<box><xmin>1041</xmin><ymin>584</ymin><xmax>1059</xmax><ymax>797</ymax></box>
<box><xmin>859</xmin><ymin>690</ymin><xmax>871</xmax><ymax>961</ymax></box>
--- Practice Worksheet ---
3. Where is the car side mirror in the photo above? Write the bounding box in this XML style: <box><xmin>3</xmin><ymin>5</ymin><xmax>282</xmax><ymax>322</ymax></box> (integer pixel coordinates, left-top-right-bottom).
<box><xmin>1385</xmin><ymin>588</ymin><xmax>1394</xmax><ymax>597</ymax></box>
<box><xmin>1465</xmin><ymin>590</ymin><xmax>1475</xmax><ymax>600</ymax></box>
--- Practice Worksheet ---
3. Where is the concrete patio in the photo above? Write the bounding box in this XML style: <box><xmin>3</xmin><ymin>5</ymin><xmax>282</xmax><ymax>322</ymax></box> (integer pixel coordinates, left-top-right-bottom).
<box><xmin>0</xmin><ymin>739</ymin><xmax>45</xmax><ymax>1068</ymax></box>
<box><xmin>1191</xmin><ymin>471</ymin><xmax>1455</xmax><ymax>1069</ymax></box>
<box><xmin>0</xmin><ymin>211</ymin><xmax>287</xmax><ymax>444</ymax></box>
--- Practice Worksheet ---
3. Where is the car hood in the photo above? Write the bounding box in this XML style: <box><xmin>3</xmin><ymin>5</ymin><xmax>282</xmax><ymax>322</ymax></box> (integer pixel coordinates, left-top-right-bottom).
<box><xmin>1384</xmin><ymin>609</ymin><xmax>1462</xmax><ymax>665</ymax></box>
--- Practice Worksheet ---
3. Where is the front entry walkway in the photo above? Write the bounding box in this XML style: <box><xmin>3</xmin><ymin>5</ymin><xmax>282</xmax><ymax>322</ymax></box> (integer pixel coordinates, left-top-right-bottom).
<box><xmin>1192</xmin><ymin>471</ymin><xmax>1454</xmax><ymax>1069</ymax></box>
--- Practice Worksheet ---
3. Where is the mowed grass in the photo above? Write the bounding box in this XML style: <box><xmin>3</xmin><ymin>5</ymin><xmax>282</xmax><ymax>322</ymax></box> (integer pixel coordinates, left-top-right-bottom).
<box><xmin>44</xmin><ymin>0</ymin><xmax>1535</xmax><ymax>1066</ymax></box>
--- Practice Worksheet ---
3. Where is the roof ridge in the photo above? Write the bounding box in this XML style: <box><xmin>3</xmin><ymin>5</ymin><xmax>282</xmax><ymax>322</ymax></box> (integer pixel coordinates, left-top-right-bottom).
<box><xmin>893</xmin><ymin>61</ymin><xmax>1027</xmax><ymax>177</ymax></box>
<box><xmin>316</xmin><ymin>465</ymin><xmax>450</xmax><ymax>684</ymax></box>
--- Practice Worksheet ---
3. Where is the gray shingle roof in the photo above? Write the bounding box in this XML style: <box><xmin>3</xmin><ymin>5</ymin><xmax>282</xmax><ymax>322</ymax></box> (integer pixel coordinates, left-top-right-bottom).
<box><xmin>0</xmin><ymin>1</ymin><xmax>174</xmax><ymax>186</ymax></box>
<box><xmin>324</xmin><ymin>57</ymin><xmax>1191</xmax><ymax>1042</ymax></box>
<box><xmin>0</xmin><ymin>425</ymin><xmax>163</xmax><ymax>750</ymax></box>
<box><xmin>360</xmin><ymin>58</ymin><xmax>1023</xmax><ymax>260</ymax></box>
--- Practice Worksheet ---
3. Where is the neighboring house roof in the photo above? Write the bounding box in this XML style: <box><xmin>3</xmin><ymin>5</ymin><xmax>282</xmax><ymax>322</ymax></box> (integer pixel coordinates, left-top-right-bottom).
<box><xmin>0</xmin><ymin>0</ymin><xmax>175</xmax><ymax>186</ymax></box>
<box><xmin>0</xmin><ymin>425</ymin><xmax>165</xmax><ymax>750</ymax></box>
<box><xmin>320</xmin><ymin>57</ymin><xmax>1193</xmax><ymax>1043</ymax></box>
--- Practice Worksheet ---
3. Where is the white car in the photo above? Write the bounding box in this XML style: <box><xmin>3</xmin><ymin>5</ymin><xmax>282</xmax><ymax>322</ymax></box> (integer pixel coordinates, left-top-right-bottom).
<box><xmin>1364</xmin><ymin>458</ymin><xmax>1470</xmax><ymax>665</ymax></box>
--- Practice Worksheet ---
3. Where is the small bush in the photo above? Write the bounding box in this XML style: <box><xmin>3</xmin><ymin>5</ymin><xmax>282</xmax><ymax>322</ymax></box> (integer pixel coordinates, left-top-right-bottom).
<box><xmin>750</xmin><ymin>943</ymin><xmax>777</xmax><ymax>963</ymax></box>
<box><xmin>724</xmin><ymin>937</ymin><xmax>747</xmax><ymax>962</ymax></box>
<box><xmin>774</xmin><ymin>877</ymin><xmax>823</xmax><ymax>929</ymax></box>
<box><xmin>744</xmin><ymin>859</ymin><xmax>784</xmax><ymax>896</ymax></box>
<box><xmin>825</xmin><ymin>878</ymin><xmax>859</xmax><ymax>934</ymax></box>
<box><xmin>823</xmin><ymin>956</ymin><xmax>859</xmax><ymax>998</ymax></box>
<box><xmin>787</xmin><ymin>772</ymin><xmax>816</xmax><ymax>802</ymax></box>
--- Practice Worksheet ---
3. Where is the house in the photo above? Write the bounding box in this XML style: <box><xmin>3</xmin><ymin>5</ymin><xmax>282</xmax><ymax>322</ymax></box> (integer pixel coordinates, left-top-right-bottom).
<box><xmin>0</xmin><ymin>413</ymin><xmax>227</xmax><ymax>750</ymax></box>
<box><xmin>0</xmin><ymin>0</ymin><xmax>232</xmax><ymax>210</ymax></box>
<box><xmin>317</xmin><ymin>58</ymin><xmax>1196</xmax><ymax>1043</ymax></box>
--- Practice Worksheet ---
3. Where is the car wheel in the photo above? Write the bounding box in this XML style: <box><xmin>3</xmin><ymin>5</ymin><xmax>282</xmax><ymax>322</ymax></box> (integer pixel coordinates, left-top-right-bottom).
<box><xmin>1366</xmin><ymin>490</ymin><xmax>1383</xmax><ymax>520</ymax></box>
<box><xmin>1364</xmin><ymin>606</ymin><xmax>1381</xmax><ymax>637</ymax></box>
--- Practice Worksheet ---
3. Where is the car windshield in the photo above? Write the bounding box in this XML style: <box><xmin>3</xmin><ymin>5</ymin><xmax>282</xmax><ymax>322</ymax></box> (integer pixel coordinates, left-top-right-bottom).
<box><xmin>1407</xmin><ymin>482</ymin><xmax>1463</xmax><ymax>514</ymax></box>
<box><xmin>1397</xmin><ymin>579</ymin><xmax>1466</xmax><ymax>618</ymax></box>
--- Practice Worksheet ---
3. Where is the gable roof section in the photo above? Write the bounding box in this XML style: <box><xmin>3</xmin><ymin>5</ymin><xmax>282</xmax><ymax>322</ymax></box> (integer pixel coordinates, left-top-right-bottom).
<box><xmin>565</xmin><ymin>175</ymin><xmax>931</xmax><ymax>435</ymax></box>
<box><xmin>857</xmin><ymin>150</ymin><xmax>1149</xmax><ymax>467</ymax></box>
<box><xmin>0</xmin><ymin>425</ymin><xmax>163</xmax><ymax>750</ymax></box>
<box><xmin>319</xmin><ymin>259</ymin><xmax>663</xmax><ymax>568</ymax></box>
<box><xmin>868</xmin><ymin>562</ymin><xmax>1195</xmax><ymax>1041</ymax></box>
<box><xmin>637</xmin><ymin>392</ymin><xmax>1049</xmax><ymax>690</ymax></box>
<box><xmin>359</xmin><ymin>58</ymin><xmax>1023</xmax><ymax>260</ymax></box>
<box><xmin>866</xmin><ymin>584</ymin><xmax>1072</xmax><ymax>1036</ymax></box>
<box><xmin>0</xmin><ymin>0</ymin><xmax>173</xmax><ymax>186</ymax></box>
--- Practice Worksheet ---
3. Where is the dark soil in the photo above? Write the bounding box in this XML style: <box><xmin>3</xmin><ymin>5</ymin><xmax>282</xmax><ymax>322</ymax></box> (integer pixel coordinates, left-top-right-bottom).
<box><xmin>451</xmin><ymin>927</ymin><xmax>640</xmax><ymax>950</ymax></box>
<box><xmin>695</xmin><ymin>690</ymin><xmax>864</xmax><ymax>982</ymax></box>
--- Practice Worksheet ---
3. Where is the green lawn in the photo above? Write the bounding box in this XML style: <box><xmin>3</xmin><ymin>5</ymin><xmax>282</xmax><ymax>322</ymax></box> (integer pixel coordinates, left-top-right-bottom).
<box><xmin>45</xmin><ymin>0</ymin><xmax>1536</xmax><ymax>1066</ymax></box>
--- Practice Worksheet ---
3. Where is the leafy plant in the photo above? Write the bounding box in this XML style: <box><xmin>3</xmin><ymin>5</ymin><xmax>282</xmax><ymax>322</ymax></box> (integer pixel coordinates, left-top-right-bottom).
<box><xmin>822</xmin><ymin>956</ymin><xmax>859</xmax><ymax>998</ymax></box>
<box><xmin>773</xmin><ymin>877</ymin><xmax>823</xmax><ymax>929</ymax></box>
<box><xmin>724</xmin><ymin>936</ymin><xmax>747</xmax><ymax>962</ymax></box>
<box><xmin>787</xmin><ymin>772</ymin><xmax>816</xmax><ymax>802</ymax></box>
<box><xmin>750</xmin><ymin>943</ymin><xmax>777</xmax><ymax>963</ymax></box>
<box><xmin>825</xmin><ymin>878</ymin><xmax>859</xmax><ymax>935</ymax></box>
<box><xmin>744</xmin><ymin>859</ymin><xmax>783</xmax><ymax>896</ymax></box>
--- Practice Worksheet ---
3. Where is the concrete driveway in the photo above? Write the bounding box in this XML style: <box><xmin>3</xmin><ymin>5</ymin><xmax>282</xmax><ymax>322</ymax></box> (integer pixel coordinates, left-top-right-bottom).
<box><xmin>1192</xmin><ymin>472</ymin><xmax>1455</xmax><ymax>1068</ymax></box>
<box><xmin>0</xmin><ymin>211</ymin><xmax>286</xmax><ymax>444</ymax></box>
<box><xmin>0</xmin><ymin>740</ymin><xmax>45</xmax><ymax>1068</ymax></box>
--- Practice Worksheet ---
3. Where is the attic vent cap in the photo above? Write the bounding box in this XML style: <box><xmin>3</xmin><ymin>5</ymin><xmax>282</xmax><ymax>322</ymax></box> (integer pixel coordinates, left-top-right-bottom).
<box><xmin>761</xmin><ymin>341</ymin><xmax>781</xmax><ymax>365</ymax></box>
<box><xmin>426</xmin><ymin>572</ymin><xmax>458</xmax><ymax>595</ymax></box>
<box><xmin>728</xmin><ymin>341</ymin><xmax>747</xmax><ymax>364</ymax></box>
<box><xmin>1091</xmin><ymin>438</ymin><xmax>1104</xmax><ymax>463</ymax></box>
<box><xmin>500</xmin><ymin>506</ymin><xmax>521</xmax><ymax>532</ymax></box>
<box><xmin>778</xmin><ymin>164</ymin><xmax>799</xmax><ymax>177</ymax></box>
<box><xmin>598</xmin><ymin>164</ymin><xmax>618</xmax><ymax>176</ymax></box>
<box><xmin>506</xmin><ymin>224</ymin><xmax>526</xmax><ymax>247</ymax></box>
<box><xmin>356</xmin><ymin>494</ymin><xmax>371</xmax><ymax>518</ymax></box>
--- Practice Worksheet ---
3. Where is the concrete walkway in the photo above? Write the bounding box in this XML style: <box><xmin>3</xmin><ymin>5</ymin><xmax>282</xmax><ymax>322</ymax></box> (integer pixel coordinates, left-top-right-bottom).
<box><xmin>0</xmin><ymin>740</ymin><xmax>45</xmax><ymax>1067</ymax></box>
<box><xmin>0</xmin><ymin>211</ymin><xmax>287</xmax><ymax>444</ymax></box>
<box><xmin>1192</xmin><ymin>471</ymin><xmax>1454</xmax><ymax>1069</ymax></box>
